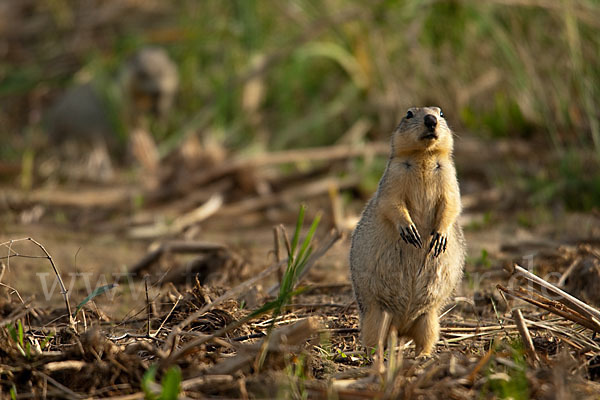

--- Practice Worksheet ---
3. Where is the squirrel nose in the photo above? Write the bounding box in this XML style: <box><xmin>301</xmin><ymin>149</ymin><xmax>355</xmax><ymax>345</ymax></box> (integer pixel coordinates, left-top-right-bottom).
<box><xmin>424</xmin><ymin>114</ymin><xmax>437</xmax><ymax>131</ymax></box>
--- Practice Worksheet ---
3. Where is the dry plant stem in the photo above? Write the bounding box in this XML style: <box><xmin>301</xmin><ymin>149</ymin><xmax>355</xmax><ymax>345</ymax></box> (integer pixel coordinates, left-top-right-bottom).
<box><xmin>2</xmin><ymin>238</ymin><xmax>75</xmax><ymax>329</ymax></box>
<box><xmin>129</xmin><ymin>241</ymin><xmax>226</xmax><ymax>274</ymax></box>
<box><xmin>161</xmin><ymin>314</ymin><xmax>253</xmax><ymax>369</ymax></box>
<box><xmin>273</xmin><ymin>226</ymin><xmax>281</xmax><ymax>263</ymax></box>
<box><xmin>44</xmin><ymin>360</ymin><xmax>87</xmax><ymax>372</ymax></box>
<box><xmin>497</xmin><ymin>284</ymin><xmax>600</xmax><ymax>332</ymax></box>
<box><xmin>217</xmin><ymin>176</ymin><xmax>359</xmax><ymax>218</ymax></box>
<box><xmin>33</xmin><ymin>371</ymin><xmax>83</xmax><ymax>399</ymax></box>
<box><xmin>178</xmin><ymin>142</ymin><xmax>388</xmax><ymax>195</ymax></box>
<box><xmin>129</xmin><ymin>194</ymin><xmax>224</xmax><ymax>239</ymax></box>
<box><xmin>181</xmin><ymin>375</ymin><xmax>235</xmax><ymax>391</ymax></box>
<box><xmin>153</xmin><ymin>295</ymin><xmax>182</xmax><ymax>337</ymax></box>
<box><xmin>280</xmin><ymin>224</ymin><xmax>292</xmax><ymax>254</ymax></box>
<box><xmin>0</xmin><ymin>282</ymin><xmax>26</xmax><ymax>305</ymax></box>
<box><xmin>511</xmin><ymin>308</ymin><xmax>540</xmax><ymax>364</ymax></box>
<box><xmin>467</xmin><ymin>343</ymin><xmax>495</xmax><ymax>384</ymax></box>
<box><xmin>144</xmin><ymin>275</ymin><xmax>151</xmax><ymax>337</ymax></box>
<box><xmin>0</xmin><ymin>305</ymin><xmax>31</xmax><ymax>327</ymax></box>
<box><xmin>512</xmin><ymin>264</ymin><xmax>600</xmax><ymax>321</ymax></box>
<box><xmin>557</xmin><ymin>257</ymin><xmax>581</xmax><ymax>287</ymax></box>
<box><xmin>206</xmin><ymin>317</ymin><xmax>319</xmax><ymax>375</ymax></box>
<box><xmin>163</xmin><ymin>232</ymin><xmax>340</xmax><ymax>366</ymax></box>
<box><xmin>164</xmin><ymin>258</ymin><xmax>288</xmax><ymax>350</ymax></box>
<box><xmin>375</xmin><ymin>311</ymin><xmax>392</xmax><ymax>376</ymax></box>
<box><xmin>384</xmin><ymin>327</ymin><xmax>404</xmax><ymax>397</ymax></box>
<box><xmin>522</xmin><ymin>317</ymin><xmax>600</xmax><ymax>352</ymax></box>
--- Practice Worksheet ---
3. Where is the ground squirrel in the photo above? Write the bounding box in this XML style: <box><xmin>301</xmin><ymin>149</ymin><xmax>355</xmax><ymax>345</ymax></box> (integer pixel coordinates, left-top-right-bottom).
<box><xmin>350</xmin><ymin>106</ymin><xmax>466</xmax><ymax>356</ymax></box>
<box><xmin>45</xmin><ymin>46</ymin><xmax>178</xmax><ymax>181</ymax></box>
<box><xmin>47</xmin><ymin>46</ymin><xmax>178</xmax><ymax>146</ymax></box>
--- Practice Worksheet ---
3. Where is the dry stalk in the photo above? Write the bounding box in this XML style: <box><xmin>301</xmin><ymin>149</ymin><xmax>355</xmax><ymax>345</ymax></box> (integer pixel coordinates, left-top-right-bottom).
<box><xmin>1</xmin><ymin>238</ymin><xmax>75</xmax><ymax>329</ymax></box>
<box><xmin>33</xmin><ymin>370</ymin><xmax>83</xmax><ymax>399</ymax></box>
<box><xmin>557</xmin><ymin>257</ymin><xmax>582</xmax><ymax>287</ymax></box>
<box><xmin>129</xmin><ymin>240</ymin><xmax>227</xmax><ymax>274</ymax></box>
<box><xmin>374</xmin><ymin>310</ymin><xmax>392</xmax><ymax>376</ymax></box>
<box><xmin>171</xmin><ymin>142</ymin><xmax>388</xmax><ymax>198</ymax></box>
<box><xmin>144</xmin><ymin>275</ymin><xmax>151</xmax><ymax>337</ymax></box>
<box><xmin>153</xmin><ymin>294</ymin><xmax>182</xmax><ymax>337</ymax></box>
<box><xmin>217</xmin><ymin>177</ymin><xmax>359</xmax><ymax>218</ymax></box>
<box><xmin>498</xmin><ymin>284</ymin><xmax>600</xmax><ymax>332</ymax></box>
<box><xmin>167</xmin><ymin>258</ymin><xmax>285</xmax><ymax>339</ymax></box>
<box><xmin>511</xmin><ymin>308</ymin><xmax>540</xmax><ymax>364</ymax></box>
<box><xmin>467</xmin><ymin>343</ymin><xmax>495</xmax><ymax>385</ymax></box>
<box><xmin>522</xmin><ymin>317</ymin><xmax>600</xmax><ymax>352</ymax></box>
<box><xmin>206</xmin><ymin>317</ymin><xmax>319</xmax><ymax>375</ymax></box>
<box><xmin>511</xmin><ymin>264</ymin><xmax>600</xmax><ymax>322</ymax></box>
<box><xmin>161</xmin><ymin>230</ymin><xmax>340</xmax><ymax>367</ymax></box>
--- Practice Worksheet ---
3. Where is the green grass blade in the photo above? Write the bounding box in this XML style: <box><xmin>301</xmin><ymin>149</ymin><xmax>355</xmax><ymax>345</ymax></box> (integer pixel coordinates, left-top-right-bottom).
<box><xmin>141</xmin><ymin>364</ymin><xmax>158</xmax><ymax>400</ymax></box>
<box><xmin>40</xmin><ymin>331</ymin><xmax>55</xmax><ymax>350</ymax></box>
<box><xmin>279</xmin><ymin>260</ymin><xmax>297</xmax><ymax>298</ymax></box>
<box><xmin>247</xmin><ymin>299</ymin><xmax>281</xmax><ymax>319</ymax></box>
<box><xmin>160</xmin><ymin>366</ymin><xmax>182</xmax><ymax>400</ymax></box>
<box><xmin>288</xmin><ymin>286</ymin><xmax>309</xmax><ymax>298</ymax></box>
<box><xmin>17</xmin><ymin>320</ymin><xmax>23</xmax><ymax>346</ymax></box>
<box><xmin>73</xmin><ymin>283</ymin><xmax>118</xmax><ymax>317</ymax></box>
<box><xmin>294</xmin><ymin>212</ymin><xmax>321</xmax><ymax>276</ymax></box>
<box><xmin>294</xmin><ymin>247</ymin><xmax>314</xmax><ymax>281</ymax></box>
<box><xmin>6</xmin><ymin>323</ymin><xmax>18</xmax><ymax>343</ymax></box>
<box><xmin>289</xmin><ymin>204</ymin><xmax>306</xmax><ymax>260</ymax></box>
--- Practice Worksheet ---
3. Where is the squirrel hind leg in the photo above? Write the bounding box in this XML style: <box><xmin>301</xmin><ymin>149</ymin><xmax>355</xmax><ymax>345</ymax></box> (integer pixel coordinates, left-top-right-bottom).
<box><xmin>409</xmin><ymin>310</ymin><xmax>440</xmax><ymax>356</ymax></box>
<box><xmin>360</xmin><ymin>305</ymin><xmax>386</xmax><ymax>353</ymax></box>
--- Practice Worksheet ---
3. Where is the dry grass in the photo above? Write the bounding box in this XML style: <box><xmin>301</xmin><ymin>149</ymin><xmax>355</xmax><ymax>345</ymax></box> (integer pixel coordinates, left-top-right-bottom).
<box><xmin>1</xmin><ymin>229</ymin><xmax>600</xmax><ymax>399</ymax></box>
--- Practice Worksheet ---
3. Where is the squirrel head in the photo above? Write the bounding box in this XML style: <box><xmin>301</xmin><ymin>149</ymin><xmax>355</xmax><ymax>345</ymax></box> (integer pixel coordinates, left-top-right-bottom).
<box><xmin>121</xmin><ymin>47</ymin><xmax>179</xmax><ymax>119</ymax></box>
<box><xmin>391</xmin><ymin>106</ymin><xmax>453</xmax><ymax>157</ymax></box>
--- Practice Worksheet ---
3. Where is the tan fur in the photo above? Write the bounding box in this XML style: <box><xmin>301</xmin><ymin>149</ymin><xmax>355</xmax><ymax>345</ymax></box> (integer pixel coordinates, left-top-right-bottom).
<box><xmin>349</xmin><ymin>106</ymin><xmax>466</xmax><ymax>356</ymax></box>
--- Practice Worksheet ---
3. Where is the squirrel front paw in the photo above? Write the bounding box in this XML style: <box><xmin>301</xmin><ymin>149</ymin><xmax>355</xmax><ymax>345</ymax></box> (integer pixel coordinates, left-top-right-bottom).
<box><xmin>399</xmin><ymin>224</ymin><xmax>423</xmax><ymax>248</ymax></box>
<box><xmin>428</xmin><ymin>231</ymin><xmax>447</xmax><ymax>257</ymax></box>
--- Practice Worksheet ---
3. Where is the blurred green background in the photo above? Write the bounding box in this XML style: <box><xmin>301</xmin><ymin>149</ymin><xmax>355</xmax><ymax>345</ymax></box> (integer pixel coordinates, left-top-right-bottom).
<box><xmin>1</xmin><ymin>0</ymin><xmax>599</xmax><ymax>210</ymax></box>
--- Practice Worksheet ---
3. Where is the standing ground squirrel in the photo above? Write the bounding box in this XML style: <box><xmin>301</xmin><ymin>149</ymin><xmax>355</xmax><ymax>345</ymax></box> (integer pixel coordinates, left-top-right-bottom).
<box><xmin>350</xmin><ymin>106</ymin><xmax>466</xmax><ymax>356</ymax></box>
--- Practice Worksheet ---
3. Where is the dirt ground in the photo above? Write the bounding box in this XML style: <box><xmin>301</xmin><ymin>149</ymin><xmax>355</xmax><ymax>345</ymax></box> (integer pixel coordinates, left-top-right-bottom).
<box><xmin>1</xmin><ymin>135</ymin><xmax>600</xmax><ymax>399</ymax></box>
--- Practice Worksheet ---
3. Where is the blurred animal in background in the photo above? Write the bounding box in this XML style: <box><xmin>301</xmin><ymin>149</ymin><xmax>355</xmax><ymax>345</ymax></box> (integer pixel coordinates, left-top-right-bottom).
<box><xmin>43</xmin><ymin>46</ymin><xmax>179</xmax><ymax>183</ymax></box>
<box><xmin>45</xmin><ymin>82</ymin><xmax>116</xmax><ymax>182</ymax></box>
<box><xmin>121</xmin><ymin>47</ymin><xmax>179</xmax><ymax>123</ymax></box>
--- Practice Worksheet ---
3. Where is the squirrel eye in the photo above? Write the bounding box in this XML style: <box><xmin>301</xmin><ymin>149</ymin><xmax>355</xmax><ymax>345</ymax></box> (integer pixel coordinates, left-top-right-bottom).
<box><xmin>440</xmin><ymin>110</ymin><xmax>445</xmax><ymax>118</ymax></box>
<box><xmin>406</xmin><ymin>110</ymin><xmax>414</xmax><ymax>119</ymax></box>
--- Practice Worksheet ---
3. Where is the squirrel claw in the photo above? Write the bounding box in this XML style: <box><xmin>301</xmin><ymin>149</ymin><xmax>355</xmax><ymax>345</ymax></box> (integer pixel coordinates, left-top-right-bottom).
<box><xmin>399</xmin><ymin>224</ymin><xmax>422</xmax><ymax>248</ymax></box>
<box><xmin>428</xmin><ymin>231</ymin><xmax>447</xmax><ymax>257</ymax></box>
